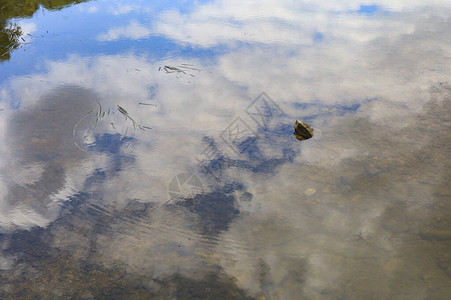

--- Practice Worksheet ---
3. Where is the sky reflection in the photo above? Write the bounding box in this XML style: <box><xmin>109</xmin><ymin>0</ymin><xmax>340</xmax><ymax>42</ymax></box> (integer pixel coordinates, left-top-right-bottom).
<box><xmin>0</xmin><ymin>0</ymin><xmax>450</xmax><ymax>298</ymax></box>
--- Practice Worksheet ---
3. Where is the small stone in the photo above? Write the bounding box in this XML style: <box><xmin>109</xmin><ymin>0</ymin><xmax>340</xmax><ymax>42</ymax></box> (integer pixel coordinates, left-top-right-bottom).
<box><xmin>294</xmin><ymin>120</ymin><xmax>314</xmax><ymax>141</ymax></box>
<box><xmin>304</xmin><ymin>188</ymin><xmax>316</xmax><ymax>196</ymax></box>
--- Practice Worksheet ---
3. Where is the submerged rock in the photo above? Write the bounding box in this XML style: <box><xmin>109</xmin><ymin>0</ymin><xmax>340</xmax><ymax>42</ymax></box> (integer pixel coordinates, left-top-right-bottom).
<box><xmin>304</xmin><ymin>188</ymin><xmax>316</xmax><ymax>196</ymax></box>
<box><xmin>294</xmin><ymin>120</ymin><xmax>314</xmax><ymax>141</ymax></box>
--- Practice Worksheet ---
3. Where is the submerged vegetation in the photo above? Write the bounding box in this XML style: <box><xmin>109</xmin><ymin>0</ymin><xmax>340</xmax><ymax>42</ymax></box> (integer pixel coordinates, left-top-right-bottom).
<box><xmin>0</xmin><ymin>0</ymin><xmax>90</xmax><ymax>61</ymax></box>
<box><xmin>0</xmin><ymin>15</ymin><xmax>22</xmax><ymax>61</ymax></box>
<box><xmin>73</xmin><ymin>100</ymin><xmax>153</xmax><ymax>152</ymax></box>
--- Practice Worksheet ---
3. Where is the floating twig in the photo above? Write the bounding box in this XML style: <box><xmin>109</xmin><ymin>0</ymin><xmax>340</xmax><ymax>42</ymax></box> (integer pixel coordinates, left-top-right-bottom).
<box><xmin>159</xmin><ymin>64</ymin><xmax>200</xmax><ymax>78</ymax></box>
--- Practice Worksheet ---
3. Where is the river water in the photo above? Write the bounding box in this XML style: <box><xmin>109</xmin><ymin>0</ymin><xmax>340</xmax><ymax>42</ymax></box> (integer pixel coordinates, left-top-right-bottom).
<box><xmin>0</xmin><ymin>1</ymin><xmax>450</xmax><ymax>299</ymax></box>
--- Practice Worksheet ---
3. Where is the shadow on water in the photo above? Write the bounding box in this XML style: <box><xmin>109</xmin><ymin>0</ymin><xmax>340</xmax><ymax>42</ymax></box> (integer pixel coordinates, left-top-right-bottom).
<box><xmin>0</xmin><ymin>0</ymin><xmax>91</xmax><ymax>61</ymax></box>
<box><xmin>0</xmin><ymin>231</ymin><xmax>252</xmax><ymax>299</ymax></box>
<box><xmin>0</xmin><ymin>190</ymin><xmax>254</xmax><ymax>299</ymax></box>
<box><xmin>3</xmin><ymin>85</ymin><xmax>97</xmax><ymax>223</ymax></box>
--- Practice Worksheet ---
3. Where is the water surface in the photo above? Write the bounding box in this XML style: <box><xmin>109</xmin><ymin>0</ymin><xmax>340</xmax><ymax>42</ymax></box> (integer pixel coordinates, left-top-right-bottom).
<box><xmin>1</xmin><ymin>0</ymin><xmax>450</xmax><ymax>299</ymax></box>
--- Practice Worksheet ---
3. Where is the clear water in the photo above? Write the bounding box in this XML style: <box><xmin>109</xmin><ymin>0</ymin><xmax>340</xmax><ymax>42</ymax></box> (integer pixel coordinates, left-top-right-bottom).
<box><xmin>1</xmin><ymin>1</ymin><xmax>450</xmax><ymax>299</ymax></box>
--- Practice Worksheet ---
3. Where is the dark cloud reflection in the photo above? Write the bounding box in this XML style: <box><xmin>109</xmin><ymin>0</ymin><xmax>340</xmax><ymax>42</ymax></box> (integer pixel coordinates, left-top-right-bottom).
<box><xmin>2</xmin><ymin>85</ymin><xmax>98</xmax><ymax>229</ymax></box>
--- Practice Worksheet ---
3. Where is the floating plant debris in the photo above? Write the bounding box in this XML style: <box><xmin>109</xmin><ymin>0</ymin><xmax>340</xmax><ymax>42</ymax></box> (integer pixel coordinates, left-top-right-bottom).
<box><xmin>159</xmin><ymin>64</ymin><xmax>199</xmax><ymax>78</ymax></box>
<box><xmin>138</xmin><ymin>102</ymin><xmax>157</xmax><ymax>106</ymax></box>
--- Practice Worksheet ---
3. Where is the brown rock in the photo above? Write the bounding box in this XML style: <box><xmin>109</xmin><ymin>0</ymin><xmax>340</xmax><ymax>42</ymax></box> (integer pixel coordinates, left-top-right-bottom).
<box><xmin>294</xmin><ymin>120</ymin><xmax>314</xmax><ymax>141</ymax></box>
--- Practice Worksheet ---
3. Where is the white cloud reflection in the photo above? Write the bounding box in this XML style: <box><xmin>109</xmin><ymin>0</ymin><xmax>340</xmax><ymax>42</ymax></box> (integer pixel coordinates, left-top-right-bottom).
<box><xmin>149</xmin><ymin>0</ymin><xmax>451</xmax><ymax>47</ymax></box>
<box><xmin>97</xmin><ymin>21</ymin><xmax>151</xmax><ymax>41</ymax></box>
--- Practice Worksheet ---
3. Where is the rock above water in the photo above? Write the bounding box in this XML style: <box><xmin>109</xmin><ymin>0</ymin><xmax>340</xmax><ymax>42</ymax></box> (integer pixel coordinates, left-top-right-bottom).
<box><xmin>294</xmin><ymin>120</ymin><xmax>314</xmax><ymax>141</ymax></box>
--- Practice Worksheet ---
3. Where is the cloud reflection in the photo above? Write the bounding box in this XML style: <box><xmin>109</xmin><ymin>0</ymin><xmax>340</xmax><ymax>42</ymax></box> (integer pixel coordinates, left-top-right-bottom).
<box><xmin>0</xmin><ymin>0</ymin><xmax>450</xmax><ymax>298</ymax></box>
<box><xmin>97</xmin><ymin>21</ymin><xmax>151</xmax><ymax>41</ymax></box>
